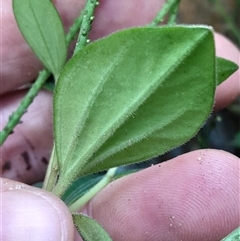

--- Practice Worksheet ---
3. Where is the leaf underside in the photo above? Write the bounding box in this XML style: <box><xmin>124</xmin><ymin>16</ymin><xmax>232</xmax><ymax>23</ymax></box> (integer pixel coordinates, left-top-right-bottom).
<box><xmin>13</xmin><ymin>0</ymin><xmax>67</xmax><ymax>77</ymax></box>
<box><xmin>54</xmin><ymin>26</ymin><xmax>216</xmax><ymax>195</ymax></box>
<box><xmin>73</xmin><ymin>214</ymin><xmax>112</xmax><ymax>241</ymax></box>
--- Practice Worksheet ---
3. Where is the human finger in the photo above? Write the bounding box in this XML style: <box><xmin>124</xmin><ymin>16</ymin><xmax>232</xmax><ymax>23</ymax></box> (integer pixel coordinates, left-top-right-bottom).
<box><xmin>83</xmin><ymin>149</ymin><xmax>239</xmax><ymax>241</ymax></box>
<box><xmin>1</xmin><ymin>178</ymin><xmax>75</xmax><ymax>241</ymax></box>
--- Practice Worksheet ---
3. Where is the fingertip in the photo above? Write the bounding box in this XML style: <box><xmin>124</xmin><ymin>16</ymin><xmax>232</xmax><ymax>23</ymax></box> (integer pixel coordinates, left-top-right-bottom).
<box><xmin>1</xmin><ymin>178</ymin><xmax>75</xmax><ymax>241</ymax></box>
<box><xmin>87</xmin><ymin>149</ymin><xmax>239</xmax><ymax>241</ymax></box>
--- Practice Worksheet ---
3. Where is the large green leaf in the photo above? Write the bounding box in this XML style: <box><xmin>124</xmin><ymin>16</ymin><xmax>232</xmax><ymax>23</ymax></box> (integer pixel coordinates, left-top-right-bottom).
<box><xmin>53</xmin><ymin>26</ymin><xmax>216</xmax><ymax>196</ymax></box>
<box><xmin>13</xmin><ymin>0</ymin><xmax>67</xmax><ymax>77</ymax></box>
<box><xmin>73</xmin><ymin>214</ymin><xmax>112</xmax><ymax>241</ymax></box>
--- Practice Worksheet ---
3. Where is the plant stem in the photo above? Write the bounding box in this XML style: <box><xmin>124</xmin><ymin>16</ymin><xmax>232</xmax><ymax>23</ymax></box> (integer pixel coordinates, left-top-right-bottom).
<box><xmin>148</xmin><ymin>0</ymin><xmax>180</xmax><ymax>27</ymax></box>
<box><xmin>0</xmin><ymin>70</ymin><xmax>50</xmax><ymax>145</ymax></box>
<box><xmin>66</xmin><ymin>11</ymin><xmax>84</xmax><ymax>46</ymax></box>
<box><xmin>69</xmin><ymin>167</ymin><xmax>118</xmax><ymax>212</ymax></box>
<box><xmin>42</xmin><ymin>144</ymin><xmax>59</xmax><ymax>191</ymax></box>
<box><xmin>0</xmin><ymin>9</ymin><xmax>84</xmax><ymax>146</ymax></box>
<box><xmin>167</xmin><ymin>0</ymin><xmax>180</xmax><ymax>24</ymax></box>
<box><xmin>74</xmin><ymin>0</ymin><xmax>99</xmax><ymax>54</ymax></box>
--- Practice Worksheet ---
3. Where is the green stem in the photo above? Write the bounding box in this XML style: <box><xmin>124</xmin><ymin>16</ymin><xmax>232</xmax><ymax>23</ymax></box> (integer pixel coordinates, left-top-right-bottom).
<box><xmin>0</xmin><ymin>70</ymin><xmax>50</xmax><ymax>145</ymax></box>
<box><xmin>74</xmin><ymin>0</ymin><xmax>99</xmax><ymax>54</ymax></box>
<box><xmin>0</xmin><ymin>10</ymin><xmax>84</xmax><ymax>146</ymax></box>
<box><xmin>42</xmin><ymin>144</ymin><xmax>59</xmax><ymax>191</ymax></box>
<box><xmin>167</xmin><ymin>0</ymin><xmax>180</xmax><ymax>24</ymax></box>
<box><xmin>148</xmin><ymin>0</ymin><xmax>181</xmax><ymax>27</ymax></box>
<box><xmin>69</xmin><ymin>167</ymin><xmax>118</xmax><ymax>212</ymax></box>
<box><xmin>66</xmin><ymin>11</ymin><xmax>84</xmax><ymax>46</ymax></box>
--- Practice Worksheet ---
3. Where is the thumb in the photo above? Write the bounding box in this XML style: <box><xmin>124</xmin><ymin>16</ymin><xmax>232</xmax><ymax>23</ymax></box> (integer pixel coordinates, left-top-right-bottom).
<box><xmin>1</xmin><ymin>178</ymin><xmax>75</xmax><ymax>241</ymax></box>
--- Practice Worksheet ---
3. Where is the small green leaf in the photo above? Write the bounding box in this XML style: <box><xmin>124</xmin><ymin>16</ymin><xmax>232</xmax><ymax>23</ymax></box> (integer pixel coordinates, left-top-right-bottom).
<box><xmin>216</xmin><ymin>57</ymin><xmax>238</xmax><ymax>85</ymax></box>
<box><xmin>232</xmin><ymin>132</ymin><xmax>240</xmax><ymax>148</ymax></box>
<box><xmin>13</xmin><ymin>0</ymin><xmax>67</xmax><ymax>77</ymax></box>
<box><xmin>62</xmin><ymin>168</ymin><xmax>140</xmax><ymax>206</ymax></box>
<box><xmin>73</xmin><ymin>214</ymin><xmax>112</xmax><ymax>241</ymax></box>
<box><xmin>62</xmin><ymin>174</ymin><xmax>103</xmax><ymax>206</ymax></box>
<box><xmin>53</xmin><ymin>26</ymin><xmax>216</xmax><ymax>196</ymax></box>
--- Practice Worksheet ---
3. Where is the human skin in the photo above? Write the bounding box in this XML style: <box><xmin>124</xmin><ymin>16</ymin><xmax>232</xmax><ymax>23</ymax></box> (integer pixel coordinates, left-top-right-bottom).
<box><xmin>1</xmin><ymin>0</ymin><xmax>240</xmax><ymax>240</ymax></box>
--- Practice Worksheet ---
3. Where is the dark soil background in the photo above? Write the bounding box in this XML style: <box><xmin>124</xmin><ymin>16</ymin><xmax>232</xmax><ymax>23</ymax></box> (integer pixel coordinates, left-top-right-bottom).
<box><xmin>179</xmin><ymin>0</ymin><xmax>239</xmax><ymax>46</ymax></box>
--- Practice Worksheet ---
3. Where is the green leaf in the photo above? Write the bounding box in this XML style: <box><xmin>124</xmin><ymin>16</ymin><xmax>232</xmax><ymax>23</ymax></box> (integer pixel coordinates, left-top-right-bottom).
<box><xmin>216</xmin><ymin>57</ymin><xmax>239</xmax><ymax>85</ymax></box>
<box><xmin>62</xmin><ymin>168</ymin><xmax>140</xmax><ymax>206</ymax></box>
<box><xmin>53</xmin><ymin>26</ymin><xmax>216</xmax><ymax>196</ymax></box>
<box><xmin>13</xmin><ymin>0</ymin><xmax>67</xmax><ymax>78</ymax></box>
<box><xmin>232</xmin><ymin>132</ymin><xmax>240</xmax><ymax>148</ymax></box>
<box><xmin>220</xmin><ymin>227</ymin><xmax>240</xmax><ymax>241</ymax></box>
<box><xmin>62</xmin><ymin>174</ymin><xmax>103</xmax><ymax>206</ymax></box>
<box><xmin>73</xmin><ymin>214</ymin><xmax>112</xmax><ymax>241</ymax></box>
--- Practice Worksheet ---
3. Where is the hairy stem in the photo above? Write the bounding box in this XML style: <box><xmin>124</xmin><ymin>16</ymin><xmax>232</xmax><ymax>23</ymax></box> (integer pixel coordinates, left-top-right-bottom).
<box><xmin>0</xmin><ymin>70</ymin><xmax>50</xmax><ymax>145</ymax></box>
<box><xmin>66</xmin><ymin>11</ymin><xmax>84</xmax><ymax>46</ymax></box>
<box><xmin>148</xmin><ymin>0</ymin><xmax>180</xmax><ymax>26</ymax></box>
<box><xmin>42</xmin><ymin>144</ymin><xmax>59</xmax><ymax>191</ymax></box>
<box><xmin>167</xmin><ymin>0</ymin><xmax>180</xmax><ymax>24</ymax></box>
<box><xmin>0</xmin><ymin>9</ymin><xmax>84</xmax><ymax>146</ymax></box>
<box><xmin>69</xmin><ymin>167</ymin><xmax>118</xmax><ymax>212</ymax></box>
<box><xmin>74</xmin><ymin>0</ymin><xmax>99</xmax><ymax>54</ymax></box>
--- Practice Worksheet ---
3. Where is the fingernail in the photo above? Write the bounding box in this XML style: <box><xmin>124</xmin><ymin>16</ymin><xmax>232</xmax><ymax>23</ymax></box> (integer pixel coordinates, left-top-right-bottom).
<box><xmin>1</xmin><ymin>185</ymin><xmax>74</xmax><ymax>241</ymax></box>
